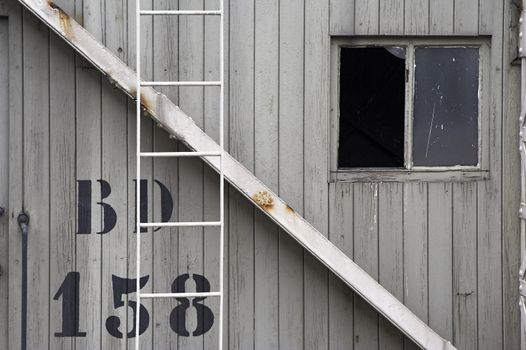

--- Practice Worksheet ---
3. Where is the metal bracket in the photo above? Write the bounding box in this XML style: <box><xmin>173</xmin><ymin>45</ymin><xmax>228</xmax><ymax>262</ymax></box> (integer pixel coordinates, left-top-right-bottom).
<box><xmin>520</xmin><ymin>11</ymin><xmax>526</xmax><ymax>58</ymax></box>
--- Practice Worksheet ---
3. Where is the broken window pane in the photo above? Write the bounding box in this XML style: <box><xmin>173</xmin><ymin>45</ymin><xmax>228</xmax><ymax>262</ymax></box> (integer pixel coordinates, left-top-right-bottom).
<box><xmin>412</xmin><ymin>48</ymin><xmax>479</xmax><ymax>167</ymax></box>
<box><xmin>338</xmin><ymin>47</ymin><xmax>406</xmax><ymax>168</ymax></box>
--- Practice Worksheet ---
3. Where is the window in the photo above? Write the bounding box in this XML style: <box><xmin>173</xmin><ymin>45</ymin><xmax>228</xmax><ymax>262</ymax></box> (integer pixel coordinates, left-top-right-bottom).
<box><xmin>330</xmin><ymin>38</ymin><xmax>490</xmax><ymax>182</ymax></box>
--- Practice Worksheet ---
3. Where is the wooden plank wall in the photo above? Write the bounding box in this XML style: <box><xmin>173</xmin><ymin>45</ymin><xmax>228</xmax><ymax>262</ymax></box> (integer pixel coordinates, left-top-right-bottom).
<box><xmin>329</xmin><ymin>2</ymin><xmax>517</xmax><ymax>350</ymax></box>
<box><xmin>0</xmin><ymin>15</ymin><xmax>8</xmax><ymax>350</ymax></box>
<box><xmin>4</xmin><ymin>0</ymin><xmax>520</xmax><ymax>349</ymax></box>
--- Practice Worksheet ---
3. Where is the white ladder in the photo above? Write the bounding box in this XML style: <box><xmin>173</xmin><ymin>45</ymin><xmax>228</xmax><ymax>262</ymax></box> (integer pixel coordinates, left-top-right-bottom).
<box><xmin>135</xmin><ymin>3</ymin><xmax>225</xmax><ymax>349</ymax></box>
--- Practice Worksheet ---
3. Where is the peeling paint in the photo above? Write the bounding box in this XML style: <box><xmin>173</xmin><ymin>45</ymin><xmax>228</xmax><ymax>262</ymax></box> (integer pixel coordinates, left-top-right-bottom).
<box><xmin>252</xmin><ymin>191</ymin><xmax>274</xmax><ymax>210</ymax></box>
<box><xmin>286</xmin><ymin>205</ymin><xmax>295</xmax><ymax>214</ymax></box>
<box><xmin>48</xmin><ymin>1</ymin><xmax>73</xmax><ymax>39</ymax></box>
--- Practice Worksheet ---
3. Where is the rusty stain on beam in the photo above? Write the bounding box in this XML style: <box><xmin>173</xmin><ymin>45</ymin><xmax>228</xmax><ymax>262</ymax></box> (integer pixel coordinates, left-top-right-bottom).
<box><xmin>15</xmin><ymin>1</ymin><xmax>457</xmax><ymax>349</ymax></box>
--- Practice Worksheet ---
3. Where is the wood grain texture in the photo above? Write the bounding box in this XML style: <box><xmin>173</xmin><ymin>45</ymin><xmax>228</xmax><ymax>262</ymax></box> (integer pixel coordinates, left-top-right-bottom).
<box><xmin>0</xmin><ymin>16</ymin><xmax>9</xmax><ymax>350</ymax></box>
<box><xmin>102</xmin><ymin>0</ymin><xmax>130</xmax><ymax>348</ymax></box>
<box><xmin>75</xmin><ymin>1</ymin><xmax>104</xmax><ymax>347</ymax></box>
<box><xmin>254</xmin><ymin>0</ymin><xmax>279</xmax><ymax>347</ymax></box>
<box><xmin>379</xmin><ymin>0</ymin><xmax>403</xmax><ymax>34</ymax></box>
<box><xmin>403</xmin><ymin>183</ymin><xmax>428</xmax><ymax>350</ymax></box>
<box><xmin>304</xmin><ymin>0</ymin><xmax>330</xmax><ymax>349</ymax></box>
<box><xmin>152</xmin><ymin>129</ymin><xmax>180</xmax><ymax>349</ymax></box>
<box><xmin>454</xmin><ymin>0</ymin><xmax>479</xmax><ymax>35</ymax></box>
<box><xmin>228</xmin><ymin>0</ymin><xmax>255</xmax><ymax>348</ymax></box>
<box><xmin>428</xmin><ymin>183</ymin><xmax>453</xmax><ymax>341</ymax></box>
<box><xmin>476</xmin><ymin>2</ymin><xmax>504</xmax><ymax>348</ymax></box>
<box><xmin>328</xmin><ymin>183</ymin><xmax>354</xmax><ymax>350</ymax></box>
<box><xmin>7</xmin><ymin>3</ymin><xmax>23</xmax><ymax>349</ymax></box>
<box><xmin>23</xmin><ymin>11</ymin><xmax>50</xmax><ymax>349</ymax></box>
<box><xmin>429</xmin><ymin>0</ymin><xmax>454</xmax><ymax>35</ymax></box>
<box><xmin>353</xmin><ymin>184</ymin><xmax>379</xmax><ymax>350</ymax></box>
<box><xmin>478</xmin><ymin>0</ymin><xmax>495</xmax><ymax>35</ymax></box>
<box><xmin>278</xmin><ymin>0</ymin><xmax>305</xmax><ymax>346</ymax></box>
<box><xmin>74</xmin><ymin>53</ymin><xmax>102</xmax><ymax>350</ymax></box>
<box><xmin>203</xmin><ymin>0</ymin><xmax>226</xmax><ymax>348</ymax></box>
<box><xmin>5</xmin><ymin>0</ymin><xmax>522</xmax><ymax>349</ymax></box>
<box><xmin>502</xmin><ymin>1</ymin><xmax>521</xmax><ymax>348</ymax></box>
<box><xmin>177</xmin><ymin>0</ymin><xmax>206</xmax><ymax>348</ymax></box>
<box><xmin>404</xmin><ymin>0</ymin><xmax>429</xmax><ymax>34</ymax></box>
<box><xmin>354</xmin><ymin>0</ymin><xmax>379</xmax><ymax>35</ymax></box>
<box><xmin>403</xmin><ymin>183</ymin><xmax>428</xmax><ymax>323</ymax></box>
<box><xmin>49</xmin><ymin>24</ymin><xmax>76</xmax><ymax>350</ymax></box>
<box><xmin>452</xmin><ymin>183</ymin><xmax>478</xmax><ymax>350</ymax></box>
<box><xmin>378</xmin><ymin>183</ymin><xmax>404</xmax><ymax>350</ymax></box>
<box><xmin>329</xmin><ymin>0</ymin><xmax>354</xmax><ymax>35</ymax></box>
<box><xmin>102</xmin><ymin>81</ymin><xmax>129</xmax><ymax>350</ymax></box>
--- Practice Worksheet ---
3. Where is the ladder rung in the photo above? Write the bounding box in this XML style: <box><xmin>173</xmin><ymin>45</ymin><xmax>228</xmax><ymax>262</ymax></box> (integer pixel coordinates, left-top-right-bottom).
<box><xmin>140</xmin><ymin>151</ymin><xmax>222</xmax><ymax>157</ymax></box>
<box><xmin>140</xmin><ymin>10</ymin><xmax>221</xmax><ymax>16</ymax></box>
<box><xmin>140</xmin><ymin>292</ymin><xmax>221</xmax><ymax>298</ymax></box>
<box><xmin>140</xmin><ymin>221</ymin><xmax>222</xmax><ymax>228</ymax></box>
<box><xmin>141</xmin><ymin>81</ymin><xmax>221</xmax><ymax>87</ymax></box>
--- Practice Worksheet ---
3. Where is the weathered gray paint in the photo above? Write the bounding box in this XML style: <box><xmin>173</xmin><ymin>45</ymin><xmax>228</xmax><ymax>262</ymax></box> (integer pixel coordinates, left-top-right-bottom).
<box><xmin>2</xmin><ymin>0</ymin><xmax>520</xmax><ymax>349</ymax></box>
<box><xmin>0</xmin><ymin>16</ymin><xmax>8</xmax><ymax>350</ymax></box>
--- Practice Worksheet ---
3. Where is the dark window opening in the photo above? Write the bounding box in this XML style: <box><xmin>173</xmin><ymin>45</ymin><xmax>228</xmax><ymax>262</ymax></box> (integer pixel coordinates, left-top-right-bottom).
<box><xmin>412</xmin><ymin>48</ymin><xmax>479</xmax><ymax>166</ymax></box>
<box><xmin>338</xmin><ymin>47</ymin><xmax>406</xmax><ymax>168</ymax></box>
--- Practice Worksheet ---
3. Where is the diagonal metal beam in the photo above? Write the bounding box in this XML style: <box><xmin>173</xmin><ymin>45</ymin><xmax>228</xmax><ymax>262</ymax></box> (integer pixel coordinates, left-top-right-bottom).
<box><xmin>17</xmin><ymin>1</ymin><xmax>456</xmax><ymax>349</ymax></box>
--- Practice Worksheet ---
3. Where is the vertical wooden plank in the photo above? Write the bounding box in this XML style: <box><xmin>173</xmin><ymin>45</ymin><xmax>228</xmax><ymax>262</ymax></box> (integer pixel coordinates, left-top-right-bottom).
<box><xmin>203</xmin><ymin>0</ymin><xmax>227</xmax><ymax>347</ymax></box>
<box><xmin>404</xmin><ymin>0</ymin><xmax>429</xmax><ymax>35</ymax></box>
<box><xmin>105</xmin><ymin>0</ymin><xmax>127</xmax><ymax>60</ymax></box>
<box><xmin>477</xmin><ymin>2</ymin><xmax>504</xmax><ymax>349</ymax></box>
<box><xmin>329</xmin><ymin>0</ymin><xmax>354</xmax><ymax>35</ymax></box>
<box><xmin>127</xmin><ymin>112</ymin><xmax>154</xmax><ymax>349</ymax></box>
<box><xmin>304</xmin><ymin>0</ymin><xmax>329</xmax><ymax>349</ymax></box>
<box><xmin>428</xmin><ymin>183</ymin><xmax>453</xmax><ymax>341</ymax></box>
<box><xmin>8</xmin><ymin>3</ymin><xmax>23</xmax><ymax>349</ymax></box>
<box><xmin>101</xmin><ymin>0</ymin><xmax>130</xmax><ymax>348</ymax></box>
<box><xmin>403</xmin><ymin>183</ymin><xmax>428</xmax><ymax>350</ymax></box>
<box><xmin>177</xmin><ymin>0</ymin><xmax>206</xmax><ymax>348</ymax></box>
<box><xmin>76</xmin><ymin>1</ymin><xmax>103</xmax><ymax>347</ymax></box>
<box><xmin>152</xmin><ymin>129</ymin><xmax>180</xmax><ymax>348</ymax></box>
<box><xmin>0</xmin><ymin>17</ymin><xmax>9</xmax><ymax>350</ymax></box>
<box><xmin>328</xmin><ymin>183</ymin><xmax>354</xmax><ymax>350</ymax></box>
<box><xmin>74</xmin><ymin>66</ymin><xmax>102</xmax><ymax>350</ymax></box>
<box><xmin>254</xmin><ymin>0</ymin><xmax>279</xmax><ymax>347</ymax></box>
<box><xmin>229</xmin><ymin>0</ymin><xmax>254</xmax><ymax>347</ymax></box>
<box><xmin>354</xmin><ymin>0</ymin><xmax>379</xmax><ymax>34</ymax></box>
<box><xmin>127</xmin><ymin>0</ymin><xmax>154</xmax><ymax>347</ymax></box>
<box><xmin>429</xmin><ymin>0</ymin><xmax>454</xmax><ymax>35</ymax></box>
<box><xmin>454</xmin><ymin>0</ymin><xmax>479</xmax><ymax>34</ymax></box>
<box><xmin>101</xmin><ymin>82</ymin><xmax>129</xmax><ymax>350</ymax></box>
<box><xmin>49</xmin><ymin>23</ymin><xmax>76</xmax><ymax>350</ymax></box>
<box><xmin>151</xmin><ymin>0</ymin><xmax>180</xmax><ymax>347</ymax></box>
<box><xmin>502</xmin><ymin>1</ymin><xmax>521</xmax><ymax>348</ymax></box>
<box><xmin>83</xmin><ymin>0</ymin><xmax>104</xmax><ymax>40</ymax></box>
<box><xmin>478</xmin><ymin>0</ymin><xmax>494</xmax><ymax>35</ymax></box>
<box><xmin>353</xmin><ymin>184</ymin><xmax>379</xmax><ymax>350</ymax></box>
<box><xmin>379</xmin><ymin>0</ymin><xmax>403</xmax><ymax>35</ymax></box>
<box><xmin>279</xmin><ymin>0</ymin><xmax>305</xmax><ymax>346</ymax></box>
<box><xmin>378</xmin><ymin>183</ymin><xmax>404</xmax><ymax>350</ymax></box>
<box><xmin>228</xmin><ymin>189</ymin><xmax>254</xmax><ymax>350</ymax></box>
<box><xmin>452</xmin><ymin>182</ymin><xmax>478</xmax><ymax>350</ymax></box>
<box><xmin>23</xmin><ymin>11</ymin><xmax>50</xmax><ymax>349</ymax></box>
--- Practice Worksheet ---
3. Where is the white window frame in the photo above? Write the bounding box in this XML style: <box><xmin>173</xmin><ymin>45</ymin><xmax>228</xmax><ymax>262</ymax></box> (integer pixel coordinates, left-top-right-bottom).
<box><xmin>329</xmin><ymin>37</ymin><xmax>491</xmax><ymax>182</ymax></box>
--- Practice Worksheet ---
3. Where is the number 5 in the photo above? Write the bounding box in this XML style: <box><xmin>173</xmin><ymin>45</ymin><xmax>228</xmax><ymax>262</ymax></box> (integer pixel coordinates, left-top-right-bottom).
<box><xmin>105</xmin><ymin>275</ymin><xmax>150</xmax><ymax>338</ymax></box>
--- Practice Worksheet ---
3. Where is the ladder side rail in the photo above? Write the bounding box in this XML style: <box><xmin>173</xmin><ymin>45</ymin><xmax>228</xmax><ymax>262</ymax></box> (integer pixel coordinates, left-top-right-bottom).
<box><xmin>219</xmin><ymin>0</ymin><xmax>225</xmax><ymax>347</ymax></box>
<box><xmin>135</xmin><ymin>0</ymin><xmax>141</xmax><ymax>347</ymax></box>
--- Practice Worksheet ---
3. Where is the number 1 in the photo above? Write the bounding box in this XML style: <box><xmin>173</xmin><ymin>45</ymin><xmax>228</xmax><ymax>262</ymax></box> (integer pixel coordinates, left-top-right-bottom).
<box><xmin>53</xmin><ymin>272</ymin><xmax>87</xmax><ymax>337</ymax></box>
